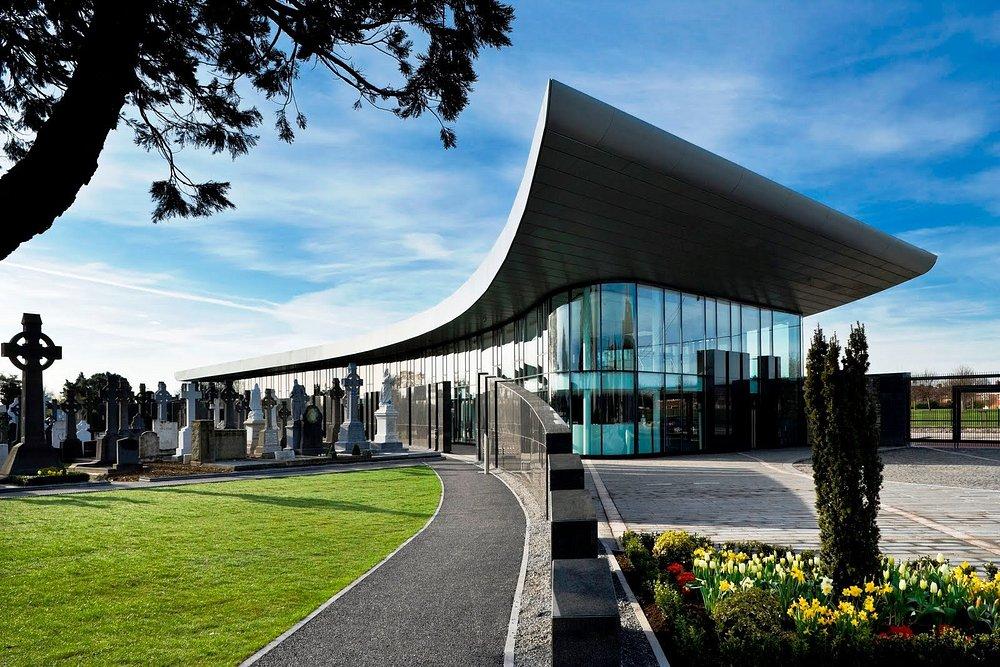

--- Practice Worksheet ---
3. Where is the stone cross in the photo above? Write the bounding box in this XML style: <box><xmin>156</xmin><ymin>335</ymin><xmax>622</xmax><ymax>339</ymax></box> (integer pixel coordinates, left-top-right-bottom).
<box><xmin>62</xmin><ymin>386</ymin><xmax>81</xmax><ymax>424</ymax></box>
<box><xmin>118</xmin><ymin>378</ymin><xmax>134</xmax><ymax>434</ymax></box>
<box><xmin>337</xmin><ymin>362</ymin><xmax>369</xmax><ymax>453</ymax></box>
<box><xmin>137</xmin><ymin>383</ymin><xmax>154</xmax><ymax>430</ymax></box>
<box><xmin>0</xmin><ymin>313</ymin><xmax>62</xmax><ymax>475</ymax></box>
<box><xmin>221</xmin><ymin>380</ymin><xmax>239</xmax><ymax>429</ymax></box>
<box><xmin>262</xmin><ymin>389</ymin><xmax>277</xmax><ymax>430</ymax></box>
<box><xmin>277</xmin><ymin>400</ymin><xmax>292</xmax><ymax>449</ymax></box>
<box><xmin>343</xmin><ymin>363</ymin><xmax>363</xmax><ymax>422</ymax></box>
<box><xmin>154</xmin><ymin>381</ymin><xmax>172</xmax><ymax>421</ymax></box>
<box><xmin>100</xmin><ymin>376</ymin><xmax>123</xmax><ymax>436</ymax></box>
<box><xmin>180</xmin><ymin>382</ymin><xmax>201</xmax><ymax>428</ymax></box>
<box><xmin>177</xmin><ymin>381</ymin><xmax>202</xmax><ymax>457</ymax></box>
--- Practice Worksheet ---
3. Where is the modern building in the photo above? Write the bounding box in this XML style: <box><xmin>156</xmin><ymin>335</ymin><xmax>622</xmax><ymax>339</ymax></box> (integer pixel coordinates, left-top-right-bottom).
<box><xmin>176</xmin><ymin>81</ymin><xmax>936</xmax><ymax>457</ymax></box>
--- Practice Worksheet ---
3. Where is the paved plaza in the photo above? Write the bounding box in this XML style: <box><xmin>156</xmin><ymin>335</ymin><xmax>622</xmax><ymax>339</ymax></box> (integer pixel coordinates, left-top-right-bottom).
<box><xmin>588</xmin><ymin>447</ymin><xmax>1000</xmax><ymax>564</ymax></box>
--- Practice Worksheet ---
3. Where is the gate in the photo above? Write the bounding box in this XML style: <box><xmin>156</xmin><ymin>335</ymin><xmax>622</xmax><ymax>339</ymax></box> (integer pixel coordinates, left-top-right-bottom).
<box><xmin>910</xmin><ymin>373</ymin><xmax>1000</xmax><ymax>446</ymax></box>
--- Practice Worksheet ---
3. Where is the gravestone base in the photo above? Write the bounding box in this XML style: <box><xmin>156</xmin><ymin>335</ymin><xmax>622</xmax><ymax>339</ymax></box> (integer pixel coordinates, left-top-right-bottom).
<box><xmin>273</xmin><ymin>449</ymin><xmax>296</xmax><ymax>461</ymax></box>
<box><xmin>97</xmin><ymin>433</ymin><xmax>119</xmax><ymax>464</ymax></box>
<box><xmin>177</xmin><ymin>426</ymin><xmax>193</xmax><ymax>459</ymax></box>
<box><xmin>2</xmin><ymin>442</ymin><xmax>64</xmax><ymax>476</ymax></box>
<box><xmin>61</xmin><ymin>437</ymin><xmax>83</xmax><ymax>461</ymax></box>
<box><xmin>251</xmin><ymin>428</ymin><xmax>280</xmax><ymax>458</ymax></box>
<box><xmin>373</xmin><ymin>406</ymin><xmax>405</xmax><ymax>453</ymax></box>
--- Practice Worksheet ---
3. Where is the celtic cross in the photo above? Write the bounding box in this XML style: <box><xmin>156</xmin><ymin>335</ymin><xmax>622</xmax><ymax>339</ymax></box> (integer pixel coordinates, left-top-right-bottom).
<box><xmin>0</xmin><ymin>314</ymin><xmax>62</xmax><ymax>472</ymax></box>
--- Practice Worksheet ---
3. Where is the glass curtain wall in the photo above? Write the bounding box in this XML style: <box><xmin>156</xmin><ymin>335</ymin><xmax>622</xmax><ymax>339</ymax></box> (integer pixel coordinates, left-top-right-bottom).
<box><xmin>228</xmin><ymin>281</ymin><xmax>802</xmax><ymax>457</ymax></box>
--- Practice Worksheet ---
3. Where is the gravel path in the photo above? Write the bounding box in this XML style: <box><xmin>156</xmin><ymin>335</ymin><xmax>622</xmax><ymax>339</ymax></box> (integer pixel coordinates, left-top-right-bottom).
<box><xmin>793</xmin><ymin>446</ymin><xmax>1000</xmax><ymax>491</ymax></box>
<box><xmin>254</xmin><ymin>459</ymin><xmax>525</xmax><ymax>666</ymax></box>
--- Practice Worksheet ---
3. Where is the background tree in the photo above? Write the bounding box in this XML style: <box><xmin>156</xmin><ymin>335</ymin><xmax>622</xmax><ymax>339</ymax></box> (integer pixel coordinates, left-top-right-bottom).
<box><xmin>804</xmin><ymin>323</ymin><xmax>883</xmax><ymax>588</ymax></box>
<box><xmin>0</xmin><ymin>372</ymin><xmax>21</xmax><ymax>405</ymax></box>
<box><xmin>0</xmin><ymin>0</ymin><xmax>514</xmax><ymax>259</ymax></box>
<box><xmin>61</xmin><ymin>371</ymin><xmax>130</xmax><ymax>432</ymax></box>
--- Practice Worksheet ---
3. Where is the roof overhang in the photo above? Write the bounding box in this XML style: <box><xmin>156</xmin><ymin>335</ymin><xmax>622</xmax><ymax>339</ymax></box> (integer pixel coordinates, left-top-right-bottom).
<box><xmin>177</xmin><ymin>80</ymin><xmax>936</xmax><ymax>381</ymax></box>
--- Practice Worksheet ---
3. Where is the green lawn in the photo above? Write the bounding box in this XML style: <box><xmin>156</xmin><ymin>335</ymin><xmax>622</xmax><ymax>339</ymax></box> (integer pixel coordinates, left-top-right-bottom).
<box><xmin>912</xmin><ymin>407</ymin><xmax>1000</xmax><ymax>425</ymax></box>
<box><xmin>0</xmin><ymin>466</ymin><xmax>441</xmax><ymax>666</ymax></box>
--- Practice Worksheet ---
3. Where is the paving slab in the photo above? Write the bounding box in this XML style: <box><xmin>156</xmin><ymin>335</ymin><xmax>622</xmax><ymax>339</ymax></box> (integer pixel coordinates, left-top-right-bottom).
<box><xmin>589</xmin><ymin>447</ymin><xmax>1000</xmax><ymax>564</ymax></box>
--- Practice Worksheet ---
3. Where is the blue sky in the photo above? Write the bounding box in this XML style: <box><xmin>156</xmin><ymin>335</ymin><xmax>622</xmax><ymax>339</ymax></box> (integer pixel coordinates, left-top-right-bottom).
<box><xmin>2</xmin><ymin>1</ymin><xmax>998</xmax><ymax>390</ymax></box>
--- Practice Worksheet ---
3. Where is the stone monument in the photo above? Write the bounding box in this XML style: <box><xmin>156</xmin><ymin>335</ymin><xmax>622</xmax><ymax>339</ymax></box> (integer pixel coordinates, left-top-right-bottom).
<box><xmin>221</xmin><ymin>380</ymin><xmax>240</xmax><ymax>429</ymax></box>
<box><xmin>274</xmin><ymin>400</ymin><xmax>295</xmax><ymax>461</ymax></box>
<box><xmin>289</xmin><ymin>380</ymin><xmax>308</xmax><ymax>450</ymax></box>
<box><xmin>1</xmin><ymin>314</ymin><xmax>63</xmax><ymax>475</ymax></box>
<box><xmin>325</xmin><ymin>378</ymin><xmax>345</xmax><ymax>445</ymax></box>
<box><xmin>153</xmin><ymin>381</ymin><xmax>178</xmax><ymax>454</ymax></box>
<box><xmin>177</xmin><ymin>381</ymin><xmax>202</xmax><ymax>459</ymax></box>
<box><xmin>136</xmin><ymin>383</ymin><xmax>154</xmax><ymax>431</ymax></box>
<box><xmin>244</xmin><ymin>383</ymin><xmax>264</xmax><ymax>455</ymax></box>
<box><xmin>0</xmin><ymin>405</ymin><xmax>8</xmax><ymax>461</ymax></box>
<box><xmin>60</xmin><ymin>387</ymin><xmax>83</xmax><ymax>460</ymax></box>
<box><xmin>338</xmin><ymin>363</ymin><xmax>371</xmax><ymax>455</ymax></box>
<box><xmin>98</xmin><ymin>377</ymin><xmax>123</xmax><ymax>464</ymax></box>
<box><xmin>139</xmin><ymin>430</ymin><xmax>160</xmax><ymax>459</ymax></box>
<box><xmin>301</xmin><ymin>404</ymin><xmax>325</xmax><ymax>455</ymax></box>
<box><xmin>76</xmin><ymin>419</ymin><xmax>91</xmax><ymax>443</ymax></box>
<box><xmin>50</xmin><ymin>404</ymin><xmax>68</xmax><ymax>449</ymax></box>
<box><xmin>251</xmin><ymin>388</ymin><xmax>280</xmax><ymax>457</ymax></box>
<box><xmin>373</xmin><ymin>369</ymin><xmax>405</xmax><ymax>453</ymax></box>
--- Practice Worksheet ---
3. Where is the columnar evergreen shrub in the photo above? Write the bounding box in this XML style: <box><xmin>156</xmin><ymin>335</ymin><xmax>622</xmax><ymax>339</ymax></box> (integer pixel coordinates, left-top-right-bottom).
<box><xmin>804</xmin><ymin>323</ymin><xmax>883</xmax><ymax>588</ymax></box>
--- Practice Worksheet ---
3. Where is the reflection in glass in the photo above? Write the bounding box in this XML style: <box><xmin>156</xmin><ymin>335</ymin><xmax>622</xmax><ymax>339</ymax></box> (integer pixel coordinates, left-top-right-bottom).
<box><xmin>600</xmin><ymin>283</ymin><xmax>637</xmax><ymax>371</ymax></box>
<box><xmin>600</xmin><ymin>371</ymin><xmax>635</xmax><ymax>455</ymax></box>
<box><xmin>665</xmin><ymin>290</ymin><xmax>681</xmax><ymax>373</ymax></box>
<box><xmin>637</xmin><ymin>285</ymin><xmax>665</xmax><ymax>372</ymax></box>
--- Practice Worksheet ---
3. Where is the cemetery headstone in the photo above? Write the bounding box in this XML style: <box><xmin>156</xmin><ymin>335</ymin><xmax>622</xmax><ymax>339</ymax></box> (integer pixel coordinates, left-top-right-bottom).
<box><xmin>251</xmin><ymin>388</ymin><xmax>280</xmax><ymax>457</ymax></box>
<box><xmin>338</xmin><ymin>363</ymin><xmax>371</xmax><ymax>455</ymax></box>
<box><xmin>290</xmin><ymin>380</ymin><xmax>307</xmax><ymax>449</ymax></box>
<box><xmin>98</xmin><ymin>377</ymin><xmax>123</xmax><ymax>464</ymax></box>
<box><xmin>137</xmin><ymin>383</ymin><xmax>154</xmax><ymax>431</ymax></box>
<box><xmin>221</xmin><ymin>380</ymin><xmax>239</xmax><ymax>429</ymax></box>
<box><xmin>76</xmin><ymin>419</ymin><xmax>91</xmax><ymax>443</ymax></box>
<box><xmin>326</xmin><ymin>378</ymin><xmax>345</xmax><ymax>445</ymax></box>
<box><xmin>114</xmin><ymin>435</ymin><xmax>141</xmax><ymax>471</ymax></box>
<box><xmin>139</xmin><ymin>431</ymin><xmax>160</xmax><ymax>459</ymax></box>
<box><xmin>244</xmin><ymin>383</ymin><xmax>264</xmax><ymax>455</ymax></box>
<box><xmin>373</xmin><ymin>369</ymin><xmax>405</xmax><ymax>453</ymax></box>
<box><xmin>60</xmin><ymin>387</ymin><xmax>83</xmax><ymax>459</ymax></box>
<box><xmin>154</xmin><ymin>381</ymin><xmax>172</xmax><ymax>421</ymax></box>
<box><xmin>301</xmin><ymin>404</ymin><xmax>325</xmax><ymax>455</ymax></box>
<box><xmin>1</xmin><ymin>314</ymin><xmax>63</xmax><ymax>476</ymax></box>
<box><xmin>177</xmin><ymin>381</ymin><xmax>202</xmax><ymax>459</ymax></box>
<box><xmin>274</xmin><ymin>400</ymin><xmax>295</xmax><ymax>460</ymax></box>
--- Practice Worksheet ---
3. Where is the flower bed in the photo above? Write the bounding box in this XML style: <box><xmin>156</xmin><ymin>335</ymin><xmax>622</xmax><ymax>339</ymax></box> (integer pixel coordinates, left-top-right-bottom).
<box><xmin>5</xmin><ymin>465</ymin><xmax>91</xmax><ymax>486</ymax></box>
<box><xmin>617</xmin><ymin>529</ymin><xmax>1000</xmax><ymax>666</ymax></box>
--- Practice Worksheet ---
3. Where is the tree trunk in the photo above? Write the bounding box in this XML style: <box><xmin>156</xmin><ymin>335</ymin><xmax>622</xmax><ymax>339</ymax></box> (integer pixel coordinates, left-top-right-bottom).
<box><xmin>0</xmin><ymin>0</ymin><xmax>149</xmax><ymax>260</ymax></box>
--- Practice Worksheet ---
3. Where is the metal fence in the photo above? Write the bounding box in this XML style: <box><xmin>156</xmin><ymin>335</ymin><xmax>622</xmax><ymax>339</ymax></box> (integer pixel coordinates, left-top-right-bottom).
<box><xmin>486</xmin><ymin>378</ymin><xmax>571</xmax><ymax>517</ymax></box>
<box><xmin>911</xmin><ymin>373</ymin><xmax>1000</xmax><ymax>446</ymax></box>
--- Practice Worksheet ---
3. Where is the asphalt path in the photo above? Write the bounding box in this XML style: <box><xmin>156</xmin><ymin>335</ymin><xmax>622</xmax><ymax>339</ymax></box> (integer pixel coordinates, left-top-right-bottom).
<box><xmin>254</xmin><ymin>459</ymin><xmax>525</xmax><ymax>666</ymax></box>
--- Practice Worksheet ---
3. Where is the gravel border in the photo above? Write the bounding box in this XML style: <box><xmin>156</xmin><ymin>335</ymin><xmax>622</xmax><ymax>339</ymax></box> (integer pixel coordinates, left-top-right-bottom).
<box><xmin>491</xmin><ymin>469</ymin><xmax>552</xmax><ymax>667</ymax></box>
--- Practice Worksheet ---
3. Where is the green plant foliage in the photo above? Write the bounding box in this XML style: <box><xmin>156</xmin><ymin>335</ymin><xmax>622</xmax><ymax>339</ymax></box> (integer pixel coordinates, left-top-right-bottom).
<box><xmin>654</xmin><ymin>580</ymin><xmax>712</xmax><ymax>667</ymax></box>
<box><xmin>712</xmin><ymin>588</ymin><xmax>789</xmax><ymax>666</ymax></box>
<box><xmin>623</xmin><ymin>530</ymin><xmax>658</xmax><ymax>593</ymax></box>
<box><xmin>653</xmin><ymin>529</ymin><xmax>712</xmax><ymax>567</ymax></box>
<box><xmin>805</xmin><ymin>323</ymin><xmax>883</xmax><ymax>588</ymax></box>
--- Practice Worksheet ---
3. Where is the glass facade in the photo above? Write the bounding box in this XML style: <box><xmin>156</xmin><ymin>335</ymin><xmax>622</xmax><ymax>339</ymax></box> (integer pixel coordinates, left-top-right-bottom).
<box><xmin>233</xmin><ymin>281</ymin><xmax>803</xmax><ymax>457</ymax></box>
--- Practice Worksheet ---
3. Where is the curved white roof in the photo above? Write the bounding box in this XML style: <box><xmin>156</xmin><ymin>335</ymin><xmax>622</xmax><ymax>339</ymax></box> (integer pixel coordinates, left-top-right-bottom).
<box><xmin>177</xmin><ymin>80</ymin><xmax>935</xmax><ymax>381</ymax></box>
